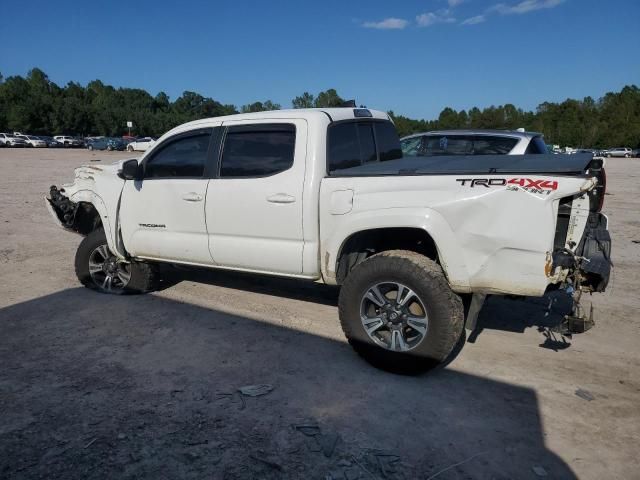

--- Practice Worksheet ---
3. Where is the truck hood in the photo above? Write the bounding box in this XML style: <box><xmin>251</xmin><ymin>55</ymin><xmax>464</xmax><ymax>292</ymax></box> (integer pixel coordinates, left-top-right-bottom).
<box><xmin>60</xmin><ymin>160</ymin><xmax>129</xmax><ymax>197</ymax></box>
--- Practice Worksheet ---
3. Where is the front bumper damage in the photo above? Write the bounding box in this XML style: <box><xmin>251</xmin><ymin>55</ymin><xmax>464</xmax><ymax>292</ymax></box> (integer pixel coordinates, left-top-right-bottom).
<box><xmin>47</xmin><ymin>185</ymin><xmax>79</xmax><ymax>229</ymax></box>
<box><xmin>47</xmin><ymin>185</ymin><xmax>102</xmax><ymax>235</ymax></box>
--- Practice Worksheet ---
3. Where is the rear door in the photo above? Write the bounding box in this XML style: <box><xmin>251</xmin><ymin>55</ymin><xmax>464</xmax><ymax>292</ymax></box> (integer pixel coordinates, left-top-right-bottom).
<box><xmin>119</xmin><ymin>126</ymin><xmax>220</xmax><ymax>264</ymax></box>
<box><xmin>205</xmin><ymin>119</ymin><xmax>307</xmax><ymax>274</ymax></box>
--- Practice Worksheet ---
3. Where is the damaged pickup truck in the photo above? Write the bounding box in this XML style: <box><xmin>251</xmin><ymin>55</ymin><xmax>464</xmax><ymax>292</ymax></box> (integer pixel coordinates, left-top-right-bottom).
<box><xmin>47</xmin><ymin>108</ymin><xmax>612</xmax><ymax>372</ymax></box>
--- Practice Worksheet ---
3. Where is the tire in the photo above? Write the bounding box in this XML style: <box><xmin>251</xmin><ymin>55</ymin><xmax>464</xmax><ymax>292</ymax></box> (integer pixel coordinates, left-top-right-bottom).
<box><xmin>127</xmin><ymin>145</ymin><xmax>134</xmax><ymax>152</ymax></box>
<box><xmin>625</xmin><ymin>154</ymin><xmax>630</xmax><ymax>158</ymax></box>
<box><xmin>339</xmin><ymin>250</ymin><xmax>464</xmax><ymax>374</ymax></box>
<box><xmin>74</xmin><ymin>228</ymin><xmax>159</xmax><ymax>294</ymax></box>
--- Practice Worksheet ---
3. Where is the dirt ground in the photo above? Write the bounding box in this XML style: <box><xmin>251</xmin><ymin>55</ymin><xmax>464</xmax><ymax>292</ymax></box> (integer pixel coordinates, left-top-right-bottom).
<box><xmin>0</xmin><ymin>147</ymin><xmax>638</xmax><ymax>480</ymax></box>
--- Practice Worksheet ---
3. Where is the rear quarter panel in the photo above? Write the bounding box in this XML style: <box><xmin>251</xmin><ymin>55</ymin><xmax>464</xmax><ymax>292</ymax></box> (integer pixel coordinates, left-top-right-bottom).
<box><xmin>320</xmin><ymin>174</ymin><xmax>594</xmax><ymax>296</ymax></box>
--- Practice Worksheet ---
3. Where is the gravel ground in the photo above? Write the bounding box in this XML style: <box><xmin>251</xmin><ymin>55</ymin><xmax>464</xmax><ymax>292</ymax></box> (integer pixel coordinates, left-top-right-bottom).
<box><xmin>0</xmin><ymin>148</ymin><xmax>639</xmax><ymax>479</ymax></box>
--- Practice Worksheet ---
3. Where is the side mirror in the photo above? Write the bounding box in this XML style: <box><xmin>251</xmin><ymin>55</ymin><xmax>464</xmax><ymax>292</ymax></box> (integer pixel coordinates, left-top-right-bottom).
<box><xmin>119</xmin><ymin>159</ymin><xmax>142</xmax><ymax>180</ymax></box>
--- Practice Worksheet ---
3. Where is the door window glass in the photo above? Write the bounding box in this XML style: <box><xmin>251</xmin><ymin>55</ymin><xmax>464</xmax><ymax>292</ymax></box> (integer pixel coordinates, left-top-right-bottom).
<box><xmin>220</xmin><ymin>124</ymin><xmax>296</xmax><ymax>178</ymax></box>
<box><xmin>144</xmin><ymin>133</ymin><xmax>210</xmax><ymax>178</ymax></box>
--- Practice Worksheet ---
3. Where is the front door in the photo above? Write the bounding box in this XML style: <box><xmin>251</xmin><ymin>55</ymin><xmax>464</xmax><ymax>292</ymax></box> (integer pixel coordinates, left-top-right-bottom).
<box><xmin>205</xmin><ymin>120</ymin><xmax>307</xmax><ymax>274</ymax></box>
<box><xmin>119</xmin><ymin>127</ymin><xmax>218</xmax><ymax>265</ymax></box>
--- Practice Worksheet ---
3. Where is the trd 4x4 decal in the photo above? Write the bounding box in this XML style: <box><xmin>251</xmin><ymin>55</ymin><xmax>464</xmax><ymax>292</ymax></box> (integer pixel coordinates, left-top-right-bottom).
<box><xmin>456</xmin><ymin>178</ymin><xmax>559</xmax><ymax>194</ymax></box>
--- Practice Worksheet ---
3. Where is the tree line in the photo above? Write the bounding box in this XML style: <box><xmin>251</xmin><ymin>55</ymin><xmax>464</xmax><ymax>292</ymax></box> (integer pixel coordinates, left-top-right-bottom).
<box><xmin>0</xmin><ymin>68</ymin><xmax>638</xmax><ymax>148</ymax></box>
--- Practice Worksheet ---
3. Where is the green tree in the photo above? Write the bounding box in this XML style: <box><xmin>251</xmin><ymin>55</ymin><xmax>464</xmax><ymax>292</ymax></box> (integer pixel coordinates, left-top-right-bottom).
<box><xmin>241</xmin><ymin>100</ymin><xmax>281</xmax><ymax>113</ymax></box>
<box><xmin>292</xmin><ymin>92</ymin><xmax>314</xmax><ymax>109</ymax></box>
<box><xmin>313</xmin><ymin>89</ymin><xmax>343</xmax><ymax>108</ymax></box>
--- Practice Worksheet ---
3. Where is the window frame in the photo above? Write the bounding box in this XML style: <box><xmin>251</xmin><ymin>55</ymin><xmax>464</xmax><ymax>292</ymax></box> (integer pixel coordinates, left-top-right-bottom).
<box><xmin>140</xmin><ymin>127</ymin><xmax>220</xmax><ymax>180</ymax></box>
<box><xmin>326</xmin><ymin>118</ymin><xmax>400</xmax><ymax>175</ymax></box>
<box><xmin>216</xmin><ymin>123</ymin><xmax>298</xmax><ymax>180</ymax></box>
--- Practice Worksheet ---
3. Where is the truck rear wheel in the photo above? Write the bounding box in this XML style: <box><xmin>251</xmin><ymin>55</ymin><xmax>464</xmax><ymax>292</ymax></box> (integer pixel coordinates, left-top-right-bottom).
<box><xmin>339</xmin><ymin>250</ymin><xmax>464</xmax><ymax>374</ymax></box>
<box><xmin>75</xmin><ymin>228</ymin><xmax>158</xmax><ymax>294</ymax></box>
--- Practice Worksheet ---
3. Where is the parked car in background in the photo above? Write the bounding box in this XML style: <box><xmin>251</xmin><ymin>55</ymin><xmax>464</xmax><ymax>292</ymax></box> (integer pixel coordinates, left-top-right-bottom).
<box><xmin>54</xmin><ymin>136</ymin><xmax>83</xmax><ymax>148</ymax></box>
<box><xmin>106</xmin><ymin>137</ymin><xmax>127</xmax><ymax>151</ymax></box>
<box><xmin>86</xmin><ymin>138</ymin><xmax>109</xmax><ymax>151</ymax></box>
<box><xmin>39</xmin><ymin>136</ymin><xmax>63</xmax><ymax>148</ymax></box>
<box><xmin>606</xmin><ymin>147</ymin><xmax>633</xmax><ymax>158</ymax></box>
<box><xmin>126</xmin><ymin>137</ymin><xmax>155</xmax><ymax>152</ymax></box>
<box><xmin>16</xmin><ymin>135</ymin><xmax>48</xmax><ymax>148</ymax></box>
<box><xmin>400</xmin><ymin>129</ymin><xmax>548</xmax><ymax>157</ymax></box>
<box><xmin>632</xmin><ymin>148</ymin><xmax>640</xmax><ymax>158</ymax></box>
<box><xmin>0</xmin><ymin>133</ymin><xmax>29</xmax><ymax>147</ymax></box>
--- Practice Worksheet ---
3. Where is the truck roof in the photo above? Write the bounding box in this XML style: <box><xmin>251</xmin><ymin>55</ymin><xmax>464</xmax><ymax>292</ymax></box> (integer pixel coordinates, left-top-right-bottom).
<box><xmin>176</xmin><ymin>108</ymin><xmax>391</xmax><ymax>130</ymax></box>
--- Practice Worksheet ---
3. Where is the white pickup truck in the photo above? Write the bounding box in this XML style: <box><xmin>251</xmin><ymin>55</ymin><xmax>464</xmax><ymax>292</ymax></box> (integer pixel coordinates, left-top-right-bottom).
<box><xmin>47</xmin><ymin>108</ymin><xmax>612</xmax><ymax>372</ymax></box>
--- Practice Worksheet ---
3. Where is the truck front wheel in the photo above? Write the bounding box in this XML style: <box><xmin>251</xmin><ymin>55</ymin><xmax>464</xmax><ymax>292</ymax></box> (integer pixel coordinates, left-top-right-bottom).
<box><xmin>339</xmin><ymin>250</ymin><xmax>464</xmax><ymax>374</ymax></box>
<box><xmin>75</xmin><ymin>228</ymin><xmax>158</xmax><ymax>294</ymax></box>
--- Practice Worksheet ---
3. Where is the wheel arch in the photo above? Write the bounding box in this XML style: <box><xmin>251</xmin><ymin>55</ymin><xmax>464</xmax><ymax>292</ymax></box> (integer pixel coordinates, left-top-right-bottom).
<box><xmin>322</xmin><ymin>209</ymin><xmax>470</xmax><ymax>289</ymax></box>
<box><xmin>67</xmin><ymin>190</ymin><xmax>124</xmax><ymax>259</ymax></box>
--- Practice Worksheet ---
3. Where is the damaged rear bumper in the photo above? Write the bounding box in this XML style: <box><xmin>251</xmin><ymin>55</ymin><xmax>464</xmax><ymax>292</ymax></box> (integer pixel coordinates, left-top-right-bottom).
<box><xmin>552</xmin><ymin>212</ymin><xmax>612</xmax><ymax>293</ymax></box>
<box><xmin>551</xmin><ymin>211</ymin><xmax>612</xmax><ymax>335</ymax></box>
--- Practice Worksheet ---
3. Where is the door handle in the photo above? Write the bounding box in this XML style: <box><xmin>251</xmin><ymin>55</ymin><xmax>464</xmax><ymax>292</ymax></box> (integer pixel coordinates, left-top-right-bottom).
<box><xmin>182</xmin><ymin>192</ymin><xmax>203</xmax><ymax>202</ymax></box>
<box><xmin>267</xmin><ymin>193</ymin><xmax>295</xmax><ymax>204</ymax></box>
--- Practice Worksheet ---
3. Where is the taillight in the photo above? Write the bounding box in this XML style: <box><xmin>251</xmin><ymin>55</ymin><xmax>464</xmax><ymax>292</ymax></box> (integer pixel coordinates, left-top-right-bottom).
<box><xmin>586</xmin><ymin>158</ymin><xmax>606</xmax><ymax>212</ymax></box>
<box><xmin>596</xmin><ymin>167</ymin><xmax>606</xmax><ymax>212</ymax></box>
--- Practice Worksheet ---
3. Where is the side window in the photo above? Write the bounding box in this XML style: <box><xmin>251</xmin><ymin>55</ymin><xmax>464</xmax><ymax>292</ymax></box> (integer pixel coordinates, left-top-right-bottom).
<box><xmin>220</xmin><ymin>124</ymin><xmax>296</xmax><ymax>178</ymax></box>
<box><xmin>423</xmin><ymin>135</ymin><xmax>473</xmax><ymax>155</ymax></box>
<box><xmin>473</xmin><ymin>136</ymin><xmax>518</xmax><ymax>155</ymax></box>
<box><xmin>328</xmin><ymin>120</ymin><xmax>402</xmax><ymax>172</ymax></box>
<box><xmin>144</xmin><ymin>132</ymin><xmax>211</xmax><ymax>179</ymax></box>
<box><xmin>375</xmin><ymin>122</ymin><xmax>402</xmax><ymax>162</ymax></box>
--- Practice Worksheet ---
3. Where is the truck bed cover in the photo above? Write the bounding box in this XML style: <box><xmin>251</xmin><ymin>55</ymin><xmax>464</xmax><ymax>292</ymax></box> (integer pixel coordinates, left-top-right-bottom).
<box><xmin>330</xmin><ymin>153</ymin><xmax>594</xmax><ymax>176</ymax></box>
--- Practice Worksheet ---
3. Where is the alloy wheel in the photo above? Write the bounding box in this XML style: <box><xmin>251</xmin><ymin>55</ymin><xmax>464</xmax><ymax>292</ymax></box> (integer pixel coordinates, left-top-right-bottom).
<box><xmin>360</xmin><ymin>282</ymin><xmax>429</xmax><ymax>352</ymax></box>
<box><xmin>88</xmin><ymin>244</ymin><xmax>131</xmax><ymax>293</ymax></box>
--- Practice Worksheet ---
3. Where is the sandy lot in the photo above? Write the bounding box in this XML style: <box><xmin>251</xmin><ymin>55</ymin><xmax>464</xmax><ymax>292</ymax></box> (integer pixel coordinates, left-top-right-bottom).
<box><xmin>0</xmin><ymin>147</ymin><xmax>639</xmax><ymax>479</ymax></box>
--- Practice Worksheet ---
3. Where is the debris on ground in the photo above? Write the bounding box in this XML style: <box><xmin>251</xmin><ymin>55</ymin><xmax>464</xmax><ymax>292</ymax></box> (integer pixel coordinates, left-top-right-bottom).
<box><xmin>319</xmin><ymin>432</ymin><xmax>339</xmax><ymax>458</ymax></box>
<box><xmin>632</xmin><ymin>240</ymin><xmax>640</xmax><ymax>244</ymax></box>
<box><xmin>575</xmin><ymin>388</ymin><xmax>595</xmax><ymax>401</ymax></box>
<box><xmin>532</xmin><ymin>465</ymin><xmax>549</xmax><ymax>476</ymax></box>
<box><xmin>238</xmin><ymin>384</ymin><xmax>274</xmax><ymax>397</ymax></box>
<box><xmin>249</xmin><ymin>452</ymin><xmax>283</xmax><ymax>471</ymax></box>
<box><xmin>425</xmin><ymin>451</ymin><xmax>489</xmax><ymax>480</ymax></box>
<box><xmin>293</xmin><ymin>422</ymin><xmax>341</xmax><ymax>458</ymax></box>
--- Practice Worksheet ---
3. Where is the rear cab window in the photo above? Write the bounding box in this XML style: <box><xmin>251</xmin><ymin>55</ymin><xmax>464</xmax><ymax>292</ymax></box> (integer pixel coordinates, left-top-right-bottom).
<box><xmin>328</xmin><ymin>120</ymin><xmax>402</xmax><ymax>173</ymax></box>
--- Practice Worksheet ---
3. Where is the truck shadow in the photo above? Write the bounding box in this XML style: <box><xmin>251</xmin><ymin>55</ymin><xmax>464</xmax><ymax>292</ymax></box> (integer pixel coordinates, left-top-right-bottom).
<box><xmin>157</xmin><ymin>265</ymin><xmax>340</xmax><ymax>307</ymax></box>
<box><xmin>160</xmin><ymin>266</ymin><xmax>574</xmax><ymax>350</ymax></box>
<box><xmin>0</xmin><ymin>289</ymin><xmax>577</xmax><ymax>479</ymax></box>
<box><xmin>470</xmin><ymin>292</ymin><xmax>575</xmax><ymax>350</ymax></box>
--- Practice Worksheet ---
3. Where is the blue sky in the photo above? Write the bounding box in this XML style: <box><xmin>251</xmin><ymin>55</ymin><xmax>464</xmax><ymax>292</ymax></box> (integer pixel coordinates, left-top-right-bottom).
<box><xmin>1</xmin><ymin>0</ymin><xmax>638</xmax><ymax>119</ymax></box>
